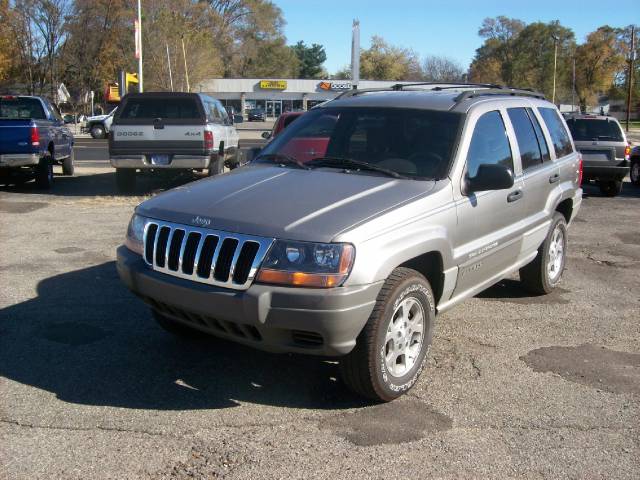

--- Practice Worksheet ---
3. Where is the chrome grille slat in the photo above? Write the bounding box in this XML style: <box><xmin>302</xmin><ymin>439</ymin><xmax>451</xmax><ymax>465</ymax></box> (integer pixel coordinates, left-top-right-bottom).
<box><xmin>143</xmin><ymin>220</ymin><xmax>273</xmax><ymax>291</ymax></box>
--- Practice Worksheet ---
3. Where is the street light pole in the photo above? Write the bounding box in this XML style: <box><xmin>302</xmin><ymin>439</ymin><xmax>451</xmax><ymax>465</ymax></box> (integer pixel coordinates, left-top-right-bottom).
<box><xmin>551</xmin><ymin>35</ymin><xmax>559</xmax><ymax>105</ymax></box>
<box><xmin>137</xmin><ymin>0</ymin><xmax>144</xmax><ymax>93</ymax></box>
<box><xmin>181</xmin><ymin>35</ymin><xmax>190</xmax><ymax>93</ymax></box>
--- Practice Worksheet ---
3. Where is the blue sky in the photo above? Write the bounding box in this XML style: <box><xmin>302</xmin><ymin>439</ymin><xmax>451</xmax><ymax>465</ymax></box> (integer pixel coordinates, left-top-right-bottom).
<box><xmin>277</xmin><ymin>0</ymin><xmax>639</xmax><ymax>74</ymax></box>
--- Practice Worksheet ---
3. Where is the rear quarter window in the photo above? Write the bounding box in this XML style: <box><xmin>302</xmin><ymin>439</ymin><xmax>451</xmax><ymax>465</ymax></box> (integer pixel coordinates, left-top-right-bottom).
<box><xmin>538</xmin><ymin>107</ymin><xmax>574</xmax><ymax>158</ymax></box>
<box><xmin>119</xmin><ymin>97</ymin><xmax>202</xmax><ymax>120</ymax></box>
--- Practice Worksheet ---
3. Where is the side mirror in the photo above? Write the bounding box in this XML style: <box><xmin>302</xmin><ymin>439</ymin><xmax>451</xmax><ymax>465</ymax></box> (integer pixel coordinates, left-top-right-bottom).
<box><xmin>233</xmin><ymin>114</ymin><xmax>244</xmax><ymax>124</ymax></box>
<box><xmin>465</xmin><ymin>164</ymin><xmax>514</xmax><ymax>194</ymax></box>
<box><xmin>261</xmin><ymin>131</ymin><xmax>271</xmax><ymax>139</ymax></box>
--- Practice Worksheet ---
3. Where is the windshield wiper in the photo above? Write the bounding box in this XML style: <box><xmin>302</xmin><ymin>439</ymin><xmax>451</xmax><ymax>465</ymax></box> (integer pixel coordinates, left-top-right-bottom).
<box><xmin>254</xmin><ymin>153</ymin><xmax>310</xmax><ymax>170</ymax></box>
<box><xmin>307</xmin><ymin>156</ymin><xmax>405</xmax><ymax>179</ymax></box>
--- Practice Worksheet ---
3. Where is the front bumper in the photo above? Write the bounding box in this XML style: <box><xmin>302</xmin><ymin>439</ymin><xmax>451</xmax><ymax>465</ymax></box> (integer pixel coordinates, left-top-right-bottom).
<box><xmin>583</xmin><ymin>160</ymin><xmax>630</xmax><ymax>181</ymax></box>
<box><xmin>0</xmin><ymin>153</ymin><xmax>39</xmax><ymax>168</ymax></box>
<box><xmin>117</xmin><ymin>246</ymin><xmax>382</xmax><ymax>356</ymax></box>
<box><xmin>110</xmin><ymin>154</ymin><xmax>212</xmax><ymax>169</ymax></box>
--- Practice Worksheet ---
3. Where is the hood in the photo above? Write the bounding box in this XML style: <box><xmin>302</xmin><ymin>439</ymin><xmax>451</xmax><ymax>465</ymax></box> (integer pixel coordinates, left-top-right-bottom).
<box><xmin>137</xmin><ymin>165</ymin><xmax>435</xmax><ymax>242</ymax></box>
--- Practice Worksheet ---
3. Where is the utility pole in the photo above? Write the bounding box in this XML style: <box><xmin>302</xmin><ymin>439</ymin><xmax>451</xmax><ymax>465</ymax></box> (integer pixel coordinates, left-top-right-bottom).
<box><xmin>351</xmin><ymin>19</ymin><xmax>360</xmax><ymax>89</ymax></box>
<box><xmin>181</xmin><ymin>35</ymin><xmax>190</xmax><ymax>92</ymax></box>
<box><xmin>551</xmin><ymin>35</ymin><xmax>559</xmax><ymax>105</ymax></box>
<box><xmin>136</xmin><ymin>0</ymin><xmax>144</xmax><ymax>92</ymax></box>
<box><xmin>626</xmin><ymin>25</ymin><xmax>635</xmax><ymax>132</ymax></box>
<box><xmin>166</xmin><ymin>43</ymin><xmax>174</xmax><ymax>92</ymax></box>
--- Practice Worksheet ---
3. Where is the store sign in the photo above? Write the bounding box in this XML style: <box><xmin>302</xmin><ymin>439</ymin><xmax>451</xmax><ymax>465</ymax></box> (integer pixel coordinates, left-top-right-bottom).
<box><xmin>319</xmin><ymin>81</ymin><xmax>352</xmax><ymax>91</ymax></box>
<box><xmin>260</xmin><ymin>80</ymin><xmax>287</xmax><ymax>90</ymax></box>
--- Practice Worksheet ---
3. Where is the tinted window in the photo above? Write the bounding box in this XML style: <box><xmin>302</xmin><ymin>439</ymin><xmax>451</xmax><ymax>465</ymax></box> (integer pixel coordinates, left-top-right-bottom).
<box><xmin>120</xmin><ymin>97</ymin><xmax>201</xmax><ymax>119</ymax></box>
<box><xmin>259</xmin><ymin>107</ymin><xmax>463</xmax><ymax>178</ymax></box>
<box><xmin>466</xmin><ymin>111</ymin><xmax>513</xmax><ymax>178</ymax></box>
<box><xmin>508</xmin><ymin>108</ymin><xmax>543</xmax><ymax>170</ymax></box>
<box><xmin>0</xmin><ymin>97</ymin><xmax>46</xmax><ymax>120</ymax></box>
<box><xmin>527</xmin><ymin>108</ymin><xmax>551</xmax><ymax>162</ymax></box>
<box><xmin>283</xmin><ymin>115</ymin><xmax>300</xmax><ymax>128</ymax></box>
<box><xmin>565</xmin><ymin>118</ymin><xmax>624</xmax><ymax>142</ymax></box>
<box><xmin>539</xmin><ymin>107</ymin><xmax>573</xmax><ymax>157</ymax></box>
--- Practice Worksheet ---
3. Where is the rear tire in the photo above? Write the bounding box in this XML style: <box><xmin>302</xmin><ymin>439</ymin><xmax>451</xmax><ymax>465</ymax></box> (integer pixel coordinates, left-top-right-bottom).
<box><xmin>520</xmin><ymin>212</ymin><xmax>567</xmax><ymax>295</ymax></box>
<box><xmin>630</xmin><ymin>158</ymin><xmax>640</xmax><ymax>186</ymax></box>
<box><xmin>90</xmin><ymin>124</ymin><xmax>105</xmax><ymax>139</ymax></box>
<box><xmin>340</xmin><ymin>267</ymin><xmax>435</xmax><ymax>402</ymax></box>
<box><xmin>599</xmin><ymin>180</ymin><xmax>623</xmax><ymax>197</ymax></box>
<box><xmin>62</xmin><ymin>149</ymin><xmax>75</xmax><ymax>176</ymax></box>
<box><xmin>35</xmin><ymin>155</ymin><xmax>53</xmax><ymax>189</ymax></box>
<box><xmin>152</xmin><ymin>309</ymin><xmax>202</xmax><ymax>338</ymax></box>
<box><xmin>115</xmin><ymin>168</ymin><xmax>136</xmax><ymax>193</ymax></box>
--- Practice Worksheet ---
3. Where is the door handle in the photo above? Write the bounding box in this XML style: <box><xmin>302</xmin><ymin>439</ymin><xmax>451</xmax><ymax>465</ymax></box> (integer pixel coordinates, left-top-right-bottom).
<box><xmin>507</xmin><ymin>189</ymin><xmax>523</xmax><ymax>203</ymax></box>
<box><xmin>549</xmin><ymin>173</ymin><xmax>560</xmax><ymax>184</ymax></box>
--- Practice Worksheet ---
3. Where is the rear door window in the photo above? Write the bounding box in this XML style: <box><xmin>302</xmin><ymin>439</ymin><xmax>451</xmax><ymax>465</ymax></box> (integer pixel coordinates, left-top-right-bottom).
<box><xmin>119</xmin><ymin>97</ymin><xmax>202</xmax><ymax>120</ymax></box>
<box><xmin>0</xmin><ymin>97</ymin><xmax>46</xmax><ymax>120</ymax></box>
<box><xmin>538</xmin><ymin>107</ymin><xmax>574</xmax><ymax>158</ymax></box>
<box><xmin>507</xmin><ymin>107</ymin><xmax>544</xmax><ymax>171</ymax></box>
<box><xmin>466</xmin><ymin>110</ymin><xmax>513</xmax><ymax>178</ymax></box>
<box><xmin>527</xmin><ymin>108</ymin><xmax>551</xmax><ymax>162</ymax></box>
<box><xmin>565</xmin><ymin>118</ymin><xmax>624</xmax><ymax>142</ymax></box>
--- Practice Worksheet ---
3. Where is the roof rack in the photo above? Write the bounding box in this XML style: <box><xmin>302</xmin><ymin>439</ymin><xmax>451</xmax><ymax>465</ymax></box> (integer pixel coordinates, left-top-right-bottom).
<box><xmin>335</xmin><ymin>82</ymin><xmax>546</xmax><ymax>103</ymax></box>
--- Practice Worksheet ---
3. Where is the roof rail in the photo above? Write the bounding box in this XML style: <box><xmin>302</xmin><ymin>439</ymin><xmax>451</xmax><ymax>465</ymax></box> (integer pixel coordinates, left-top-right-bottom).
<box><xmin>335</xmin><ymin>82</ymin><xmax>545</xmax><ymax>102</ymax></box>
<box><xmin>453</xmin><ymin>87</ymin><xmax>545</xmax><ymax>105</ymax></box>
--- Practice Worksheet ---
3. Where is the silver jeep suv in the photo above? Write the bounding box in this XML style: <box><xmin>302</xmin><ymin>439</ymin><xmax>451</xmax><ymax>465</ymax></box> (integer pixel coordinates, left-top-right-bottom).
<box><xmin>116</xmin><ymin>83</ymin><xmax>583</xmax><ymax>402</ymax></box>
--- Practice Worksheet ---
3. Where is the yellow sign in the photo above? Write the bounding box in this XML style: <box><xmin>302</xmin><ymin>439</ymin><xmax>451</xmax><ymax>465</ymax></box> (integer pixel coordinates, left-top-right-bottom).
<box><xmin>260</xmin><ymin>80</ymin><xmax>287</xmax><ymax>90</ymax></box>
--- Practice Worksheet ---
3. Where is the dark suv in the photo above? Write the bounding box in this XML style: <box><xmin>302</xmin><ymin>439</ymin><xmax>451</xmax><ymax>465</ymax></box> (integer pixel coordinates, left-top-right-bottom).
<box><xmin>565</xmin><ymin>114</ymin><xmax>630</xmax><ymax>196</ymax></box>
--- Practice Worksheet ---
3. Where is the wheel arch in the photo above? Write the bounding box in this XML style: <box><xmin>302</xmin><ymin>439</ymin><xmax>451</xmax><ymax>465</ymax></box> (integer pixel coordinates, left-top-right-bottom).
<box><xmin>555</xmin><ymin>197</ymin><xmax>573</xmax><ymax>224</ymax></box>
<box><xmin>397</xmin><ymin>251</ymin><xmax>445</xmax><ymax>306</ymax></box>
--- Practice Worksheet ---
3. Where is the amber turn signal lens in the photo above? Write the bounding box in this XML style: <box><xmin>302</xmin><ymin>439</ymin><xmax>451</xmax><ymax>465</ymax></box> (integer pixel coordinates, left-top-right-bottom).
<box><xmin>256</xmin><ymin>269</ymin><xmax>348</xmax><ymax>288</ymax></box>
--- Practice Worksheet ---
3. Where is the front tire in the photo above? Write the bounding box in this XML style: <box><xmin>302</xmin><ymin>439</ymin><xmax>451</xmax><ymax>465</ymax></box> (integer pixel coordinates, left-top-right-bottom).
<box><xmin>90</xmin><ymin>125</ymin><xmax>105</xmax><ymax>139</ymax></box>
<box><xmin>340</xmin><ymin>267</ymin><xmax>435</xmax><ymax>402</ymax></box>
<box><xmin>62</xmin><ymin>149</ymin><xmax>75</xmax><ymax>176</ymax></box>
<box><xmin>630</xmin><ymin>158</ymin><xmax>640</xmax><ymax>186</ymax></box>
<box><xmin>35</xmin><ymin>155</ymin><xmax>53</xmax><ymax>189</ymax></box>
<box><xmin>115</xmin><ymin>168</ymin><xmax>136</xmax><ymax>193</ymax></box>
<box><xmin>520</xmin><ymin>212</ymin><xmax>568</xmax><ymax>295</ymax></box>
<box><xmin>599</xmin><ymin>180</ymin><xmax>623</xmax><ymax>197</ymax></box>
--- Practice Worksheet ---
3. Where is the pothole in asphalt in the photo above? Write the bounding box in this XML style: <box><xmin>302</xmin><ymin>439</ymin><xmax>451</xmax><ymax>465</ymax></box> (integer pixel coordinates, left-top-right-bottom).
<box><xmin>521</xmin><ymin>344</ymin><xmax>640</xmax><ymax>394</ymax></box>
<box><xmin>40</xmin><ymin>321</ymin><xmax>109</xmax><ymax>346</ymax></box>
<box><xmin>0</xmin><ymin>201</ymin><xmax>48</xmax><ymax>213</ymax></box>
<box><xmin>319</xmin><ymin>397</ymin><xmax>452</xmax><ymax>446</ymax></box>
<box><xmin>54</xmin><ymin>246</ymin><xmax>86</xmax><ymax>254</ymax></box>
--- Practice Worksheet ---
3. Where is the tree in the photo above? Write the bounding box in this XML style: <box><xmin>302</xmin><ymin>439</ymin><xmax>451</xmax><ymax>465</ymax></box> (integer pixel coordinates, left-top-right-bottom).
<box><xmin>291</xmin><ymin>41</ymin><xmax>326</xmax><ymax>78</ymax></box>
<box><xmin>574</xmin><ymin>26</ymin><xmax>626</xmax><ymax>110</ymax></box>
<box><xmin>469</xmin><ymin>16</ymin><xmax>525</xmax><ymax>85</ymax></box>
<box><xmin>0</xmin><ymin>0</ymin><xmax>14</xmax><ymax>83</ymax></box>
<box><xmin>360</xmin><ymin>35</ymin><xmax>422</xmax><ymax>81</ymax></box>
<box><xmin>422</xmin><ymin>55</ymin><xmax>465</xmax><ymax>82</ymax></box>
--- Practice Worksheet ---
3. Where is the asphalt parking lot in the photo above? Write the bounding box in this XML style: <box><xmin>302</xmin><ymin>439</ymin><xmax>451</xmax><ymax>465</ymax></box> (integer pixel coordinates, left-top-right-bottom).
<box><xmin>0</xmin><ymin>146</ymin><xmax>639</xmax><ymax>479</ymax></box>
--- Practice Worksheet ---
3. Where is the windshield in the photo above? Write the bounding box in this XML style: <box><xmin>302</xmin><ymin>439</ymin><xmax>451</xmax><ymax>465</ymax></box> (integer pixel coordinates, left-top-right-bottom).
<box><xmin>256</xmin><ymin>107</ymin><xmax>464</xmax><ymax>179</ymax></box>
<box><xmin>0</xmin><ymin>97</ymin><xmax>46</xmax><ymax>120</ymax></box>
<box><xmin>566</xmin><ymin>118</ymin><xmax>624</xmax><ymax>142</ymax></box>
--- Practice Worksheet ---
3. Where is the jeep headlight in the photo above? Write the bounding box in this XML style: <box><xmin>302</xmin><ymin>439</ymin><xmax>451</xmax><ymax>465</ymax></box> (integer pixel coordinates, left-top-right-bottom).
<box><xmin>256</xmin><ymin>240</ymin><xmax>355</xmax><ymax>288</ymax></box>
<box><xmin>125</xmin><ymin>213</ymin><xmax>147</xmax><ymax>255</ymax></box>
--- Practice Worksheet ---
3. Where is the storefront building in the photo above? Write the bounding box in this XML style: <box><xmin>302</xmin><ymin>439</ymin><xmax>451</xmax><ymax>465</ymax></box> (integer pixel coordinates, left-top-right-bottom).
<box><xmin>195</xmin><ymin>78</ymin><xmax>414</xmax><ymax>117</ymax></box>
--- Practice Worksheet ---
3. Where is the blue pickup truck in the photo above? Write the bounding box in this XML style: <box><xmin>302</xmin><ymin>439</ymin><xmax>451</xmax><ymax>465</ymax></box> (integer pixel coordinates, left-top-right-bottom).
<box><xmin>0</xmin><ymin>95</ymin><xmax>75</xmax><ymax>189</ymax></box>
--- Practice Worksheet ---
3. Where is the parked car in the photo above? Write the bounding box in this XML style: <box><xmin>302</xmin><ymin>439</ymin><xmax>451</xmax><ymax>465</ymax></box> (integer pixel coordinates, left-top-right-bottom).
<box><xmin>86</xmin><ymin>108</ymin><xmax>116</xmax><ymax>139</ymax></box>
<box><xmin>630</xmin><ymin>145</ymin><xmax>640</xmax><ymax>186</ymax></box>
<box><xmin>248</xmin><ymin>108</ymin><xmax>266</xmax><ymax>122</ymax></box>
<box><xmin>109</xmin><ymin>92</ymin><xmax>240</xmax><ymax>193</ymax></box>
<box><xmin>116</xmin><ymin>84</ymin><xmax>582</xmax><ymax>402</ymax></box>
<box><xmin>565</xmin><ymin>114</ymin><xmax>630</xmax><ymax>196</ymax></box>
<box><xmin>261</xmin><ymin>111</ymin><xmax>305</xmax><ymax>140</ymax></box>
<box><xmin>0</xmin><ymin>95</ymin><xmax>75</xmax><ymax>189</ymax></box>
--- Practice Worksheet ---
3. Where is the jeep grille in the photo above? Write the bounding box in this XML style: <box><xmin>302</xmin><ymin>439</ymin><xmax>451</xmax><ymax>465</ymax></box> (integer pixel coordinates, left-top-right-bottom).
<box><xmin>143</xmin><ymin>220</ymin><xmax>273</xmax><ymax>290</ymax></box>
